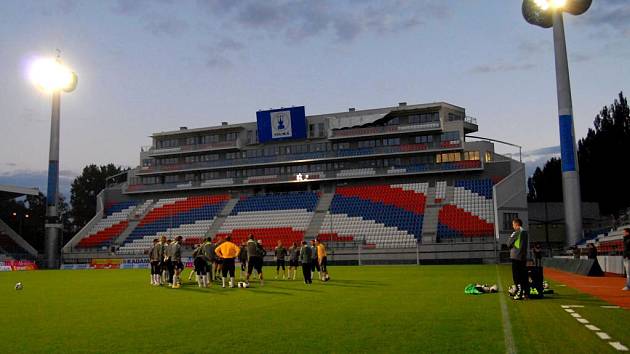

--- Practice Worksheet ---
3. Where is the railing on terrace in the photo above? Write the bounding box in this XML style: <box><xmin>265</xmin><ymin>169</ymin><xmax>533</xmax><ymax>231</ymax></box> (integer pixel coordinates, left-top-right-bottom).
<box><xmin>126</xmin><ymin>160</ymin><xmax>482</xmax><ymax>193</ymax></box>
<box><xmin>464</xmin><ymin>116</ymin><xmax>478</xmax><ymax>125</ymax></box>
<box><xmin>138</xmin><ymin>142</ymin><xmax>461</xmax><ymax>174</ymax></box>
<box><xmin>331</xmin><ymin>122</ymin><xmax>441</xmax><ymax>138</ymax></box>
<box><xmin>146</xmin><ymin>140</ymin><xmax>240</xmax><ymax>156</ymax></box>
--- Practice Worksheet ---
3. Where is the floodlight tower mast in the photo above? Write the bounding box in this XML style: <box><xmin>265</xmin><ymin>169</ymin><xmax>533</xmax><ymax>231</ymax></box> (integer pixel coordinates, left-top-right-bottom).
<box><xmin>29</xmin><ymin>53</ymin><xmax>78</xmax><ymax>268</ymax></box>
<box><xmin>522</xmin><ymin>0</ymin><xmax>592</xmax><ymax>247</ymax></box>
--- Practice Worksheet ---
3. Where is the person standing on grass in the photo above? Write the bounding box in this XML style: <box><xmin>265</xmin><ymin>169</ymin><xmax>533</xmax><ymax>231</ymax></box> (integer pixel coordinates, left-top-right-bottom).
<box><xmin>316</xmin><ymin>239</ymin><xmax>329</xmax><ymax>281</ymax></box>
<box><xmin>532</xmin><ymin>242</ymin><xmax>543</xmax><ymax>268</ymax></box>
<box><xmin>245</xmin><ymin>235</ymin><xmax>265</xmax><ymax>286</ymax></box>
<box><xmin>201</xmin><ymin>237</ymin><xmax>214</xmax><ymax>285</ymax></box>
<box><xmin>159</xmin><ymin>236</ymin><xmax>168</xmax><ymax>285</ymax></box>
<box><xmin>164</xmin><ymin>239</ymin><xmax>174</xmax><ymax>285</ymax></box>
<box><xmin>213</xmin><ymin>239</ymin><xmax>224</xmax><ymax>281</ymax></box>
<box><xmin>299</xmin><ymin>241</ymin><xmax>312</xmax><ymax>284</ymax></box>
<box><xmin>214</xmin><ymin>236</ymin><xmax>240</xmax><ymax>288</ymax></box>
<box><xmin>310</xmin><ymin>239</ymin><xmax>320</xmax><ymax>281</ymax></box>
<box><xmin>288</xmin><ymin>242</ymin><xmax>300</xmax><ymax>280</ymax></box>
<box><xmin>587</xmin><ymin>243</ymin><xmax>597</xmax><ymax>259</ymax></box>
<box><xmin>623</xmin><ymin>228</ymin><xmax>630</xmax><ymax>291</ymax></box>
<box><xmin>256</xmin><ymin>240</ymin><xmax>267</xmax><ymax>281</ymax></box>
<box><xmin>171</xmin><ymin>236</ymin><xmax>184</xmax><ymax>289</ymax></box>
<box><xmin>192</xmin><ymin>243</ymin><xmax>209</xmax><ymax>288</ymax></box>
<box><xmin>509</xmin><ymin>218</ymin><xmax>528</xmax><ymax>300</ymax></box>
<box><xmin>238</xmin><ymin>242</ymin><xmax>248</xmax><ymax>280</ymax></box>
<box><xmin>149</xmin><ymin>238</ymin><xmax>162</xmax><ymax>286</ymax></box>
<box><xmin>274</xmin><ymin>240</ymin><xmax>288</xmax><ymax>280</ymax></box>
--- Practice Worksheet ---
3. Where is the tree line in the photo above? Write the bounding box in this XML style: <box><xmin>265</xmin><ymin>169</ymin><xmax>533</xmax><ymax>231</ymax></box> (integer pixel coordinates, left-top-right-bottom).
<box><xmin>528</xmin><ymin>92</ymin><xmax>630</xmax><ymax>216</ymax></box>
<box><xmin>0</xmin><ymin>164</ymin><xmax>124</xmax><ymax>251</ymax></box>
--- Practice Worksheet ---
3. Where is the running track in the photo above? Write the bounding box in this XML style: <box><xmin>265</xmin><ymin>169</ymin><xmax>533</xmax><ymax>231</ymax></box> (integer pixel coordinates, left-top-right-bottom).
<box><xmin>545</xmin><ymin>268</ymin><xmax>630</xmax><ymax>309</ymax></box>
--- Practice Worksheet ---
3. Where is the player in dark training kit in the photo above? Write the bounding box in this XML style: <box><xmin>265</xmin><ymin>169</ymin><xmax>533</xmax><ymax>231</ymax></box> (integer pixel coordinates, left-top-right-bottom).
<box><xmin>274</xmin><ymin>240</ymin><xmax>288</xmax><ymax>280</ymax></box>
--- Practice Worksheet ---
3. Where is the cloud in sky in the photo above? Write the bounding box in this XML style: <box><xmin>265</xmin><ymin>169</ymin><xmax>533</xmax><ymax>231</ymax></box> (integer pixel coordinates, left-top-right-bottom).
<box><xmin>578</xmin><ymin>0</ymin><xmax>630</xmax><ymax>32</ymax></box>
<box><xmin>196</xmin><ymin>0</ymin><xmax>450</xmax><ymax>42</ymax></box>
<box><xmin>468</xmin><ymin>62</ymin><xmax>537</xmax><ymax>74</ymax></box>
<box><xmin>521</xmin><ymin>145</ymin><xmax>561</xmax><ymax>177</ymax></box>
<box><xmin>0</xmin><ymin>169</ymin><xmax>77</xmax><ymax>198</ymax></box>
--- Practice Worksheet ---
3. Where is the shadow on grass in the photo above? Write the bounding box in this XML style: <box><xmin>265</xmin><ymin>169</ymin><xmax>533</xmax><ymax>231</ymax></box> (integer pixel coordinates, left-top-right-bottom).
<box><xmin>246</xmin><ymin>288</ymin><xmax>292</xmax><ymax>296</ymax></box>
<box><xmin>321</xmin><ymin>279</ymin><xmax>386</xmax><ymax>288</ymax></box>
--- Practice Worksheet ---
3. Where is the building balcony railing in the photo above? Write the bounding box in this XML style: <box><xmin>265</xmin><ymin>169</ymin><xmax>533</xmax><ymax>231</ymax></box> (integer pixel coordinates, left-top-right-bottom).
<box><xmin>125</xmin><ymin>160</ymin><xmax>482</xmax><ymax>193</ymax></box>
<box><xmin>137</xmin><ymin>142</ymin><xmax>462</xmax><ymax>175</ymax></box>
<box><xmin>145</xmin><ymin>140</ymin><xmax>240</xmax><ymax>157</ymax></box>
<box><xmin>330</xmin><ymin>122</ymin><xmax>441</xmax><ymax>139</ymax></box>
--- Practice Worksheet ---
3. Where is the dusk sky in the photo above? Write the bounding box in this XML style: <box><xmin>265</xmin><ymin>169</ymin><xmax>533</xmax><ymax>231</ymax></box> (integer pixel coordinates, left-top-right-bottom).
<box><xmin>0</xmin><ymin>0</ymin><xmax>628</xmax><ymax>195</ymax></box>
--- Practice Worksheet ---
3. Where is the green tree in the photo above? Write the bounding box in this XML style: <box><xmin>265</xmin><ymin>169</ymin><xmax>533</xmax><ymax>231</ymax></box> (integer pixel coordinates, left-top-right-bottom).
<box><xmin>528</xmin><ymin>92</ymin><xmax>630</xmax><ymax>215</ymax></box>
<box><xmin>70</xmin><ymin>164</ymin><xmax>124</xmax><ymax>229</ymax></box>
<box><xmin>527</xmin><ymin>158</ymin><xmax>563</xmax><ymax>202</ymax></box>
<box><xmin>0</xmin><ymin>192</ymin><xmax>71</xmax><ymax>252</ymax></box>
<box><xmin>578</xmin><ymin>92</ymin><xmax>630</xmax><ymax>215</ymax></box>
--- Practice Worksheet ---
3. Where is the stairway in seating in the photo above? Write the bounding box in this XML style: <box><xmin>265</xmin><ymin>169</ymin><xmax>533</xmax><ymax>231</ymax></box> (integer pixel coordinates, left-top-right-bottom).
<box><xmin>304</xmin><ymin>190</ymin><xmax>335</xmax><ymax>240</ymax></box>
<box><xmin>204</xmin><ymin>197</ymin><xmax>240</xmax><ymax>240</ymax></box>
<box><xmin>421</xmin><ymin>186</ymin><xmax>439</xmax><ymax>243</ymax></box>
<box><xmin>113</xmin><ymin>200</ymin><xmax>155</xmax><ymax>246</ymax></box>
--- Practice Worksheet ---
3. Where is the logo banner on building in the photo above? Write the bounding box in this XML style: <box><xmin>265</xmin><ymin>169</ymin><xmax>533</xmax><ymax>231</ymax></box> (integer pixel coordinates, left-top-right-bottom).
<box><xmin>270</xmin><ymin>110</ymin><xmax>293</xmax><ymax>138</ymax></box>
<box><xmin>257</xmin><ymin>106</ymin><xmax>306</xmax><ymax>143</ymax></box>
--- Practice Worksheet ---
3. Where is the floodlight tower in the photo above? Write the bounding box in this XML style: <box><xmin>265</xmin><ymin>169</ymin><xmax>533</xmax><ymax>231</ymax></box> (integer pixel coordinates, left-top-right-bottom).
<box><xmin>522</xmin><ymin>0</ymin><xmax>592</xmax><ymax>247</ymax></box>
<box><xmin>29</xmin><ymin>54</ymin><xmax>78</xmax><ymax>268</ymax></box>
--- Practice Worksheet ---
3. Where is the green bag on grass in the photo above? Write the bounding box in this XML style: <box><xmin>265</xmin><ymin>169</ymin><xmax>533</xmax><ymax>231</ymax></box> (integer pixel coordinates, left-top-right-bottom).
<box><xmin>464</xmin><ymin>284</ymin><xmax>482</xmax><ymax>295</ymax></box>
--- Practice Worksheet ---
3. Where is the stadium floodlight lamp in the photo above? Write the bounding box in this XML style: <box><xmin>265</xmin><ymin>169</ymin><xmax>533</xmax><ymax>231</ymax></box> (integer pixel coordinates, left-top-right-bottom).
<box><xmin>29</xmin><ymin>57</ymin><xmax>78</xmax><ymax>93</ymax></box>
<box><xmin>533</xmin><ymin>0</ymin><xmax>567</xmax><ymax>10</ymax></box>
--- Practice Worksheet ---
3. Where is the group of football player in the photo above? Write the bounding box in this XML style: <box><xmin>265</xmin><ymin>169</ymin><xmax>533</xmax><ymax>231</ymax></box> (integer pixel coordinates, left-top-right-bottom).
<box><xmin>148</xmin><ymin>234</ymin><xmax>330</xmax><ymax>289</ymax></box>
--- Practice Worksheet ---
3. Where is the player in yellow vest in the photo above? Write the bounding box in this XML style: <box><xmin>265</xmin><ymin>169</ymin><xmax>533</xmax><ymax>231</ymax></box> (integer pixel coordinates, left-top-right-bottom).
<box><xmin>316</xmin><ymin>239</ymin><xmax>329</xmax><ymax>281</ymax></box>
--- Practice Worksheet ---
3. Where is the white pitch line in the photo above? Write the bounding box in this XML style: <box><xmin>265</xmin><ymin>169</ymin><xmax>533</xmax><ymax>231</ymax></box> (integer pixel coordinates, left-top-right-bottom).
<box><xmin>496</xmin><ymin>266</ymin><xmax>516</xmax><ymax>354</ymax></box>
<box><xmin>601</xmin><ymin>306</ymin><xmax>621</xmax><ymax>309</ymax></box>
<box><xmin>585</xmin><ymin>325</ymin><xmax>601</xmax><ymax>331</ymax></box>
<box><xmin>610</xmin><ymin>342</ymin><xmax>629</xmax><ymax>351</ymax></box>
<box><xmin>597</xmin><ymin>332</ymin><xmax>612</xmax><ymax>340</ymax></box>
<box><xmin>560</xmin><ymin>306</ymin><xmax>629</xmax><ymax>351</ymax></box>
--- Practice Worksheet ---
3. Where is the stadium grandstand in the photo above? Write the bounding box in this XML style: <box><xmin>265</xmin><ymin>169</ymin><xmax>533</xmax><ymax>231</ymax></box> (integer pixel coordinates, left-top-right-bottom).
<box><xmin>62</xmin><ymin>101</ymin><xmax>527</xmax><ymax>264</ymax></box>
<box><xmin>0</xmin><ymin>185</ymin><xmax>39</xmax><ymax>261</ymax></box>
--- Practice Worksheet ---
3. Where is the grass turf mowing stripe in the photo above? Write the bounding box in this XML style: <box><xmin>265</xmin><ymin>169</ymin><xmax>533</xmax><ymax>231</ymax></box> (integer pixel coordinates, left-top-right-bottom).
<box><xmin>496</xmin><ymin>265</ymin><xmax>517</xmax><ymax>354</ymax></box>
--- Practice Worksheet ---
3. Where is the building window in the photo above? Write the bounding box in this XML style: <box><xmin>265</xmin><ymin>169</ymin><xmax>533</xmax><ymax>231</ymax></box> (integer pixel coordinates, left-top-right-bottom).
<box><xmin>503</xmin><ymin>213</ymin><xmax>518</xmax><ymax>231</ymax></box>
<box><xmin>464</xmin><ymin>151</ymin><xmax>480</xmax><ymax>161</ymax></box>
<box><xmin>448</xmin><ymin>112</ymin><xmax>464</xmax><ymax>121</ymax></box>
<box><xmin>317</xmin><ymin>123</ymin><xmax>325</xmax><ymax>137</ymax></box>
<box><xmin>440</xmin><ymin>131</ymin><xmax>460</xmax><ymax>142</ymax></box>
<box><xmin>164</xmin><ymin>175</ymin><xmax>180</xmax><ymax>184</ymax></box>
<box><xmin>309</xmin><ymin>124</ymin><xmax>315</xmax><ymax>137</ymax></box>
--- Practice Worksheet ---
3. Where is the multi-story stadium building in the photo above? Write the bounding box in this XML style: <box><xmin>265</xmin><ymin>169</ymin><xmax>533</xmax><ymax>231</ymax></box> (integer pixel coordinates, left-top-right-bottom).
<box><xmin>63</xmin><ymin>101</ymin><xmax>528</xmax><ymax>264</ymax></box>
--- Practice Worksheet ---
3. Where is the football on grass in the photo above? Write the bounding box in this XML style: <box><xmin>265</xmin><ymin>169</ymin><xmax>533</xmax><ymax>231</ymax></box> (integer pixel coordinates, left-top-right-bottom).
<box><xmin>15</xmin><ymin>282</ymin><xmax>23</xmax><ymax>290</ymax></box>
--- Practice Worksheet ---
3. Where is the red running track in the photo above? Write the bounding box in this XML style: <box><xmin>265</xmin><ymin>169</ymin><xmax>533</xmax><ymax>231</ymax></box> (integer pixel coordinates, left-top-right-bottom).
<box><xmin>545</xmin><ymin>268</ymin><xmax>630</xmax><ymax>309</ymax></box>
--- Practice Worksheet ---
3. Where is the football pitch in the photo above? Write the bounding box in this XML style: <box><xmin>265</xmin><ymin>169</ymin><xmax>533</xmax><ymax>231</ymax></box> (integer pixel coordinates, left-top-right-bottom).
<box><xmin>1</xmin><ymin>265</ymin><xmax>629</xmax><ymax>353</ymax></box>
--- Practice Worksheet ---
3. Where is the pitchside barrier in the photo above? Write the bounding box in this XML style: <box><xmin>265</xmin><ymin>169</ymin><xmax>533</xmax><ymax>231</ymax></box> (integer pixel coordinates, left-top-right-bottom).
<box><xmin>542</xmin><ymin>257</ymin><xmax>604</xmax><ymax>276</ymax></box>
<box><xmin>64</xmin><ymin>241</ymin><xmax>498</xmax><ymax>268</ymax></box>
<box><xmin>0</xmin><ymin>260</ymin><xmax>38</xmax><ymax>271</ymax></box>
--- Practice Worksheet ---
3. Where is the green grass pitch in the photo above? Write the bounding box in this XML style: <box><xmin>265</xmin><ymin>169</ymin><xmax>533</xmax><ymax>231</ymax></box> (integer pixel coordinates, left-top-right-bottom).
<box><xmin>1</xmin><ymin>265</ymin><xmax>629</xmax><ymax>353</ymax></box>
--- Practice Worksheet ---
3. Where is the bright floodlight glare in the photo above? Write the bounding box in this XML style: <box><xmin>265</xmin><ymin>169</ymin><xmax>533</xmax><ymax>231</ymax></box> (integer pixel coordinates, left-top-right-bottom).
<box><xmin>29</xmin><ymin>58</ymin><xmax>76</xmax><ymax>92</ymax></box>
<box><xmin>534</xmin><ymin>0</ymin><xmax>567</xmax><ymax>10</ymax></box>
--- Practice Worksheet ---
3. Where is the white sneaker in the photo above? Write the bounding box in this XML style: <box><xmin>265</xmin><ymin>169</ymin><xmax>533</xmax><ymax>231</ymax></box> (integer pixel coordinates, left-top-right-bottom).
<box><xmin>622</xmin><ymin>287</ymin><xmax>629</xmax><ymax>291</ymax></box>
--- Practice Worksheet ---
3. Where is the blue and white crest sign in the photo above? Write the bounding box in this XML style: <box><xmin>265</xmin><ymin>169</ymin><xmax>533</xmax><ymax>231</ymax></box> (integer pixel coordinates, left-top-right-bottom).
<box><xmin>256</xmin><ymin>106</ymin><xmax>306</xmax><ymax>143</ymax></box>
<box><xmin>271</xmin><ymin>110</ymin><xmax>292</xmax><ymax>138</ymax></box>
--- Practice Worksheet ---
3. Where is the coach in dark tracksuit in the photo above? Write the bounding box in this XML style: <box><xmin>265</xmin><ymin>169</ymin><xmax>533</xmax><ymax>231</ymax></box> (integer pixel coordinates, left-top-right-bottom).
<box><xmin>300</xmin><ymin>241</ymin><xmax>313</xmax><ymax>284</ymax></box>
<box><xmin>509</xmin><ymin>218</ymin><xmax>528</xmax><ymax>300</ymax></box>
